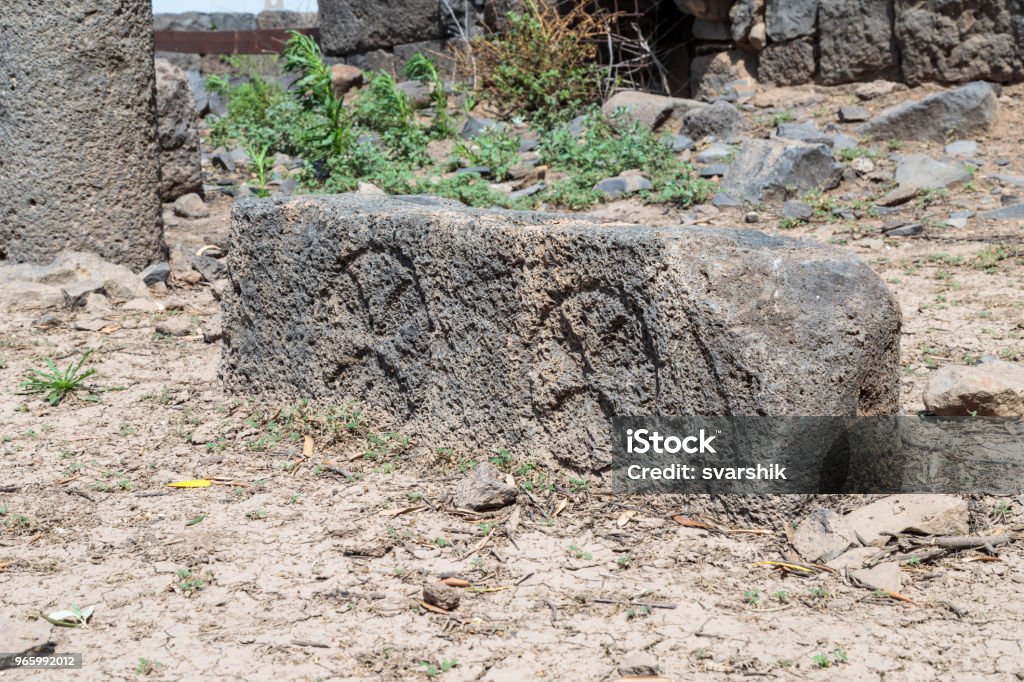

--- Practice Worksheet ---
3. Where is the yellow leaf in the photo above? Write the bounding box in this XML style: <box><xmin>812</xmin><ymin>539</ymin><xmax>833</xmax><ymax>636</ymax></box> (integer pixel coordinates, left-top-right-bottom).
<box><xmin>165</xmin><ymin>479</ymin><xmax>212</xmax><ymax>488</ymax></box>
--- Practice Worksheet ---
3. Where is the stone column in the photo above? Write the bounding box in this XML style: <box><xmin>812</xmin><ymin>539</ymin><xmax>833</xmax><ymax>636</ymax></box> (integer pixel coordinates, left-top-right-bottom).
<box><xmin>0</xmin><ymin>0</ymin><xmax>165</xmax><ymax>270</ymax></box>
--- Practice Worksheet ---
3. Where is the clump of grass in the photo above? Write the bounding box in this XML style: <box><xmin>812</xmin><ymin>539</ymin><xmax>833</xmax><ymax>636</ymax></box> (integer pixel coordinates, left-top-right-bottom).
<box><xmin>19</xmin><ymin>349</ymin><xmax>96</xmax><ymax>405</ymax></box>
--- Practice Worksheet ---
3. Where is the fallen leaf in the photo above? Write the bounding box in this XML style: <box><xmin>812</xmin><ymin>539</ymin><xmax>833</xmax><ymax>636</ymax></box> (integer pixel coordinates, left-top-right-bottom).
<box><xmin>617</xmin><ymin>510</ymin><xmax>637</xmax><ymax>527</ymax></box>
<box><xmin>185</xmin><ymin>514</ymin><xmax>206</xmax><ymax>526</ymax></box>
<box><xmin>166</xmin><ymin>479</ymin><xmax>212</xmax><ymax>488</ymax></box>
<box><xmin>41</xmin><ymin>604</ymin><xmax>94</xmax><ymax>628</ymax></box>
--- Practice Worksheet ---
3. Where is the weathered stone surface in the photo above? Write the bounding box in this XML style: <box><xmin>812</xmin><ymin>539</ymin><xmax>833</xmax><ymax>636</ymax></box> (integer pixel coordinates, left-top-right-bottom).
<box><xmin>839</xmin><ymin>105</ymin><xmax>872</xmax><ymax>122</ymax></box>
<box><xmin>153</xmin><ymin>11</ymin><xmax>257</xmax><ymax>31</ymax></box>
<box><xmin>0</xmin><ymin>251</ymin><xmax>150</xmax><ymax>311</ymax></box>
<box><xmin>593</xmin><ymin>174</ymin><xmax>653</xmax><ymax>199</ymax></box>
<box><xmin>422</xmin><ymin>582</ymin><xmax>460</xmax><ymax>610</ymax></box>
<box><xmin>857</xmin><ymin>81</ymin><xmax>998</xmax><ymax>142</ymax></box>
<box><xmin>681</xmin><ymin>101</ymin><xmax>746</xmax><ymax>142</ymax></box>
<box><xmin>843</xmin><ymin>494</ymin><xmax>968</xmax><ymax>546</ymax></box>
<box><xmin>319</xmin><ymin>0</ymin><xmax>443</xmax><ymax>55</ymax></box>
<box><xmin>155</xmin><ymin>59</ymin><xmax>202</xmax><ymax>202</ymax></box>
<box><xmin>818</xmin><ymin>0</ymin><xmax>900</xmax><ymax>84</ymax></box>
<box><xmin>330</xmin><ymin>63</ymin><xmax>365</xmax><ymax>98</ymax></box>
<box><xmin>690</xmin><ymin>51</ymin><xmax>757</xmax><ymax>100</ymax></box>
<box><xmin>173</xmin><ymin>193</ymin><xmax>210</xmax><ymax>219</ymax></box>
<box><xmin>783</xmin><ymin>200</ymin><xmax>813</xmax><ymax>221</ymax></box>
<box><xmin>774</xmin><ymin>122</ymin><xmax>832</xmax><ymax>145</ymax></box>
<box><xmin>765</xmin><ymin>0</ymin><xmax>818</xmax><ymax>41</ymax></box>
<box><xmin>719</xmin><ymin>140</ymin><xmax>843</xmax><ymax>204</ymax></box>
<box><xmin>1</xmin><ymin>0</ymin><xmax>164</xmax><ymax>269</ymax></box>
<box><xmin>894</xmin><ymin>154</ymin><xmax>970</xmax><ymax>190</ymax></box>
<box><xmin>453</xmin><ymin>462</ymin><xmax>517</xmax><ymax>510</ymax></box>
<box><xmin>729</xmin><ymin>0</ymin><xmax>761</xmax><ymax>44</ymax></box>
<box><xmin>895</xmin><ymin>0</ymin><xmax>1024</xmax><ymax>85</ymax></box>
<box><xmin>757</xmin><ymin>39</ymin><xmax>816</xmax><ymax>86</ymax></box>
<box><xmin>793</xmin><ymin>509</ymin><xmax>854</xmax><ymax>563</ymax></box>
<box><xmin>924</xmin><ymin>359</ymin><xmax>1024</xmax><ymax>416</ymax></box>
<box><xmin>602</xmin><ymin>91</ymin><xmax>703</xmax><ymax>131</ymax></box>
<box><xmin>222</xmin><ymin>195</ymin><xmax>901</xmax><ymax>470</ymax></box>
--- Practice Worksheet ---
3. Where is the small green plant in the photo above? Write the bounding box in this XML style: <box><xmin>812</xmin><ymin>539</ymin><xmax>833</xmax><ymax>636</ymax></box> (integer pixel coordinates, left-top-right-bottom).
<box><xmin>616</xmin><ymin>554</ymin><xmax>633</xmax><ymax>569</ymax></box>
<box><xmin>992</xmin><ymin>498</ymin><xmax>1011</xmax><ymax>522</ymax></box>
<box><xmin>419</xmin><ymin>659</ymin><xmax>458</xmax><ymax>678</ymax></box>
<box><xmin>433</xmin><ymin>536</ymin><xmax>449</xmax><ymax>548</ymax></box>
<box><xmin>769</xmin><ymin>110</ymin><xmax>796</xmax><ymax>126</ymax></box>
<box><xmin>176</xmin><ymin>568</ymin><xmax>206</xmax><ymax>594</ymax></box>
<box><xmin>403</xmin><ymin>53</ymin><xmax>454</xmax><ymax>137</ymax></box>
<box><xmin>567</xmin><ymin>544</ymin><xmax>592</xmax><ymax>560</ymax></box>
<box><xmin>743</xmin><ymin>589</ymin><xmax>761</xmax><ymax>605</ymax></box>
<box><xmin>19</xmin><ymin>349</ymin><xmax>96</xmax><ymax>405</ymax></box>
<box><xmin>771</xmin><ymin>590</ymin><xmax>789</xmax><ymax>603</ymax></box>
<box><xmin>246</xmin><ymin>509</ymin><xmax>268</xmax><ymax>521</ymax></box>
<box><xmin>282</xmin><ymin>30</ymin><xmax>352</xmax><ymax>158</ymax></box>
<box><xmin>625</xmin><ymin>604</ymin><xmax>651</xmax><ymax>620</ymax></box>
<box><xmin>135</xmin><ymin>658</ymin><xmax>163</xmax><ymax>675</ymax></box>
<box><xmin>812</xmin><ymin>653</ymin><xmax>831</xmax><ymax>668</ymax></box>
<box><xmin>566</xmin><ymin>477</ymin><xmax>589</xmax><ymax>493</ymax></box>
<box><xmin>454</xmin><ymin>126</ymin><xmax>521</xmax><ymax>181</ymax></box>
<box><xmin>246</xmin><ymin>143</ymin><xmax>273</xmax><ymax>197</ymax></box>
<box><xmin>489</xmin><ymin>449</ymin><xmax>513</xmax><ymax>471</ymax></box>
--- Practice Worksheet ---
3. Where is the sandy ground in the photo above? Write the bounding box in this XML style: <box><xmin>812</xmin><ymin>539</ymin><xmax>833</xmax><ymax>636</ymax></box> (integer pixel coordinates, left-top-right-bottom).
<box><xmin>2</xmin><ymin>81</ymin><xmax>1024</xmax><ymax>681</ymax></box>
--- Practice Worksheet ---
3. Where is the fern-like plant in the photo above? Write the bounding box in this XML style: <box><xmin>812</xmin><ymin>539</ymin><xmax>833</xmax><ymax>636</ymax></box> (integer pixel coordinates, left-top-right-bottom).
<box><xmin>403</xmin><ymin>53</ymin><xmax>454</xmax><ymax>138</ymax></box>
<box><xmin>282</xmin><ymin>31</ymin><xmax>352</xmax><ymax>158</ymax></box>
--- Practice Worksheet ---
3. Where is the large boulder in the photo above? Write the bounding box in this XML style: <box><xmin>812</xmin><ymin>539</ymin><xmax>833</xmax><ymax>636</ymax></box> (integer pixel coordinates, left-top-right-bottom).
<box><xmin>818</xmin><ymin>0</ymin><xmax>901</xmax><ymax>84</ymax></box>
<box><xmin>718</xmin><ymin>139</ymin><xmax>843</xmax><ymax>204</ymax></box>
<box><xmin>857</xmin><ymin>81</ymin><xmax>998</xmax><ymax>142</ymax></box>
<box><xmin>1</xmin><ymin>0</ymin><xmax>165</xmax><ymax>270</ymax></box>
<box><xmin>222</xmin><ymin>195</ymin><xmax>901</xmax><ymax>470</ymax></box>
<box><xmin>155</xmin><ymin>59</ymin><xmax>202</xmax><ymax>202</ymax></box>
<box><xmin>689</xmin><ymin>50</ymin><xmax>757</xmax><ymax>100</ymax></box>
<box><xmin>318</xmin><ymin>0</ymin><xmax>443</xmax><ymax>55</ymax></box>
<box><xmin>0</xmin><ymin>250</ymin><xmax>151</xmax><ymax>311</ymax></box>
<box><xmin>895</xmin><ymin>0</ymin><xmax>1024</xmax><ymax>85</ymax></box>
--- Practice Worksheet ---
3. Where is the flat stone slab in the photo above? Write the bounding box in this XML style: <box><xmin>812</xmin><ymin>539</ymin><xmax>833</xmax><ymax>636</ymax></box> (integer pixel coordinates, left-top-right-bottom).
<box><xmin>222</xmin><ymin>195</ymin><xmax>901</xmax><ymax>470</ymax></box>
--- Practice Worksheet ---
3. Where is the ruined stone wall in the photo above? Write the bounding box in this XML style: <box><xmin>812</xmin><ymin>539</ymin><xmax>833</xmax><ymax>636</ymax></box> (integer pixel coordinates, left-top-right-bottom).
<box><xmin>685</xmin><ymin>0</ymin><xmax>1024</xmax><ymax>88</ymax></box>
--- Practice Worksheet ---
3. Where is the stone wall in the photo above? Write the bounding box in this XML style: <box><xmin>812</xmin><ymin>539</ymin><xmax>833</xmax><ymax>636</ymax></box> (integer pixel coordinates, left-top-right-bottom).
<box><xmin>681</xmin><ymin>0</ymin><xmax>1024</xmax><ymax>90</ymax></box>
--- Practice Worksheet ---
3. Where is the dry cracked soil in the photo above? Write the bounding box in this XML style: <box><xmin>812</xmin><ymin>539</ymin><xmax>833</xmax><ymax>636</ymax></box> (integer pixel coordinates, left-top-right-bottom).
<box><xmin>2</xmin><ymin>81</ymin><xmax>1024</xmax><ymax>681</ymax></box>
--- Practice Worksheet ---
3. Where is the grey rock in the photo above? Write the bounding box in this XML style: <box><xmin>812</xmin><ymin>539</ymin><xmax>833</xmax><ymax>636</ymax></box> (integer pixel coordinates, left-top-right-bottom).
<box><xmin>619</xmin><ymin>651</ymin><xmax>660</xmax><ymax>677</ymax></box>
<box><xmin>666</xmin><ymin>135</ymin><xmax>696</xmax><ymax>152</ymax></box>
<box><xmin>203</xmin><ymin>313</ymin><xmax>224</xmax><ymax>344</ymax></box>
<box><xmin>832</xmin><ymin>133</ymin><xmax>858</xmax><ymax>151</ymax></box>
<box><xmin>141</xmin><ymin>262</ymin><xmax>171</xmax><ymax>287</ymax></box>
<box><xmin>173</xmin><ymin>193</ymin><xmax>210</xmax><ymax>219</ymax></box>
<box><xmin>894</xmin><ymin>155</ymin><xmax>970</xmax><ymax>190</ymax></box>
<box><xmin>839</xmin><ymin>105</ymin><xmax>872</xmax><ymax>123</ymax></box>
<box><xmin>895</xmin><ymin>0</ymin><xmax>1024</xmax><ymax>86</ymax></box>
<box><xmin>0</xmin><ymin>0</ymin><xmax>164</xmax><ymax>270</ymax></box>
<box><xmin>191</xmin><ymin>255</ymin><xmax>228</xmax><ymax>283</ymax></box>
<box><xmin>153</xmin><ymin>12</ymin><xmax>257</xmax><ymax>31</ymax></box>
<box><xmin>774</xmin><ymin>122</ymin><xmax>833</xmax><ymax>145</ymax></box>
<box><xmin>979</xmin><ymin>203</ymin><xmax>1024</xmax><ymax>221</ymax></box>
<box><xmin>712</xmin><ymin>192</ymin><xmax>743</xmax><ymax>207</ymax></box>
<box><xmin>719</xmin><ymin>140</ymin><xmax>843</xmax><ymax>204</ymax></box>
<box><xmin>453</xmin><ymin>462</ymin><xmax>517</xmax><ymax>511</ymax></box>
<box><xmin>689</xmin><ymin>51</ymin><xmax>757</xmax><ymax>101</ymax></box>
<box><xmin>456</xmin><ymin>166</ymin><xmax>492</xmax><ymax>177</ymax></box>
<box><xmin>766</xmin><ymin>0</ymin><xmax>818</xmax><ymax>41</ymax></box>
<box><xmin>857</xmin><ymin>82</ymin><xmax>998</xmax><ymax>142</ymax></box>
<box><xmin>924</xmin><ymin>360</ymin><xmax>1024</xmax><ymax>417</ymax></box>
<box><xmin>729</xmin><ymin>0</ymin><xmax>759</xmax><ymax>43</ymax></box>
<box><xmin>319</xmin><ymin>0</ymin><xmax>442</xmax><ymax>55</ymax></box>
<box><xmin>602</xmin><ymin>90</ymin><xmax>703</xmax><ymax>131</ymax></box>
<box><xmin>696</xmin><ymin>143</ymin><xmax>734</xmax><ymax>163</ymax></box>
<box><xmin>184</xmin><ymin>69</ymin><xmax>209</xmax><ymax>116</ymax></box>
<box><xmin>155</xmin><ymin>59</ymin><xmax>202</xmax><ymax>202</ymax></box>
<box><xmin>757</xmin><ymin>39</ymin><xmax>816</xmax><ymax>86</ymax></box>
<box><xmin>818</xmin><ymin>0</ymin><xmax>900</xmax><ymax>84</ymax></box>
<box><xmin>395</xmin><ymin>79</ymin><xmax>432</xmax><ymax>107</ymax></box>
<box><xmin>950</xmin><ymin>210</ymin><xmax>975</xmax><ymax>219</ymax></box>
<box><xmin>156</xmin><ymin>316</ymin><xmax>193</xmax><ymax>337</ymax></box>
<box><xmin>0</xmin><ymin>250</ymin><xmax>150</xmax><ymax>312</ymax></box>
<box><xmin>782</xmin><ymin>200</ymin><xmax>813</xmax><ymax>221</ymax></box>
<box><xmin>682</xmin><ymin>100</ymin><xmax>746</xmax><ymax>142</ymax></box>
<box><xmin>995</xmin><ymin>157</ymin><xmax>1011</xmax><ymax>166</ymax></box>
<box><xmin>844</xmin><ymin>494</ymin><xmax>968</xmax><ymax>547</ymax></box>
<box><xmin>593</xmin><ymin>174</ymin><xmax>653</xmax><ymax>199</ymax></box>
<box><xmin>944</xmin><ymin>217</ymin><xmax>968</xmax><ymax>229</ymax></box>
<box><xmin>73</xmin><ymin>318</ymin><xmax>109</xmax><ymax>332</ymax></box>
<box><xmin>210</xmin><ymin>151</ymin><xmax>237</xmax><ymax>172</ymax></box>
<box><xmin>422</xmin><ymin>582</ymin><xmax>461</xmax><ymax>610</ymax></box>
<box><xmin>566</xmin><ymin>115</ymin><xmax>589</xmax><ymax>137</ymax></box>
<box><xmin>461</xmin><ymin>116</ymin><xmax>501</xmax><ymax>139</ymax></box>
<box><xmin>944</xmin><ymin>140</ymin><xmax>979</xmax><ymax>158</ymax></box>
<box><xmin>793</xmin><ymin>509</ymin><xmax>854</xmax><ymax>563</ymax></box>
<box><xmin>698</xmin><ymin>164</ymin><xmax>729</xmax><ymax>178</ymax></box>
<box><xmin>881</xmin><ymin>222</ymin><xmax>923</xmax><ymax>237</ymax></box>
<box><xmin>744</xmin><ymin>211</ymin><xmax>760</xmax><ymax>223</ymax></box>
<box><xmin>33</xmin><ymin>312</ymin><xmax>61</xmax><ymax>329</ymax></box>
<box><xmin>221</xmin><ymin>195</ymin><xmax>901</xmax><ymax>470</ymax></box>
<box><xmin>992</xmin><ymin>174</ymin><xmax>1024</xmax><ymax>188</ymax></box>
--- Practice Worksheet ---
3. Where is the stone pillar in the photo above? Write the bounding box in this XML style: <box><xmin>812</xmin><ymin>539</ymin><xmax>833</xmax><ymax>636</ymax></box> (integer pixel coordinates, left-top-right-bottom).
<box><xmin>0</xmin><ymin>0</ymin><xmax>165</xmax><ymax>270</ymax></box>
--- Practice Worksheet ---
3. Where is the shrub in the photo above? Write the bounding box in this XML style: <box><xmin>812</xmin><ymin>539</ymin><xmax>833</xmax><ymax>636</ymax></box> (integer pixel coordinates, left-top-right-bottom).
<box><xmin>403</xmin><ymin>53</ymin><xmax>455</xmax><ymax>137</ymax></box>
<box><xmin>453</xmin><ymin>126</ymin><xmax>521</xmax><ymax>181</ymax></box>
<box><xmin>459</xmin><ymin>0</ymin><xmax>611</xmax><ymax>129</ymax></box>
